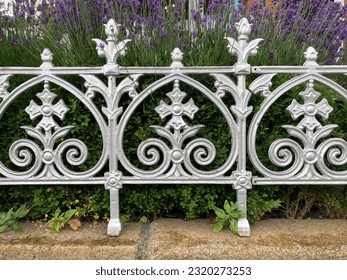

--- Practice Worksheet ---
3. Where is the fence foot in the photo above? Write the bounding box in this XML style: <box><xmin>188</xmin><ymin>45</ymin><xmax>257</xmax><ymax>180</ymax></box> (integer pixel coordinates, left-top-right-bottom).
<box><xmin>236</xmin><ymin>188</ymin><xmax>251</xmax><ymax>236</ymax></box>
<box><xmin>107</xmin><ymin>187</ymin><xmax>122</xmax><ymax>236</ymax></box>
<box><xmin>237</xmin><ymin>218</ymin><xmax>251</xmax><ymax>237</ymax></box>
<box><xmin>107</xmin><ymin>219</ymin><xmax>122</xmax><ymax>236</ymax></box>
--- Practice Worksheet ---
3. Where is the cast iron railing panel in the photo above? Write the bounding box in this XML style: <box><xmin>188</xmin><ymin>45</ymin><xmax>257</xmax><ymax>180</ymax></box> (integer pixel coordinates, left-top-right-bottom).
<box><xmin>0</xmin><ymin>18</ymin><xmax>346</xmax><ymax>236</ymax></box>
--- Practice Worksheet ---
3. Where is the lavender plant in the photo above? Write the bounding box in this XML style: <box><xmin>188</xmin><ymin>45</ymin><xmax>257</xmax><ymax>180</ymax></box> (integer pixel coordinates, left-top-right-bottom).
<box><xmin>1</xmin><ymin>0</ymin><xmax>346</xmax><ymax>66</ymax></box>
<box><xmin>247</xmin><ymin>0</ymin><xmax>347</xmax><ymax>65</ymax></box>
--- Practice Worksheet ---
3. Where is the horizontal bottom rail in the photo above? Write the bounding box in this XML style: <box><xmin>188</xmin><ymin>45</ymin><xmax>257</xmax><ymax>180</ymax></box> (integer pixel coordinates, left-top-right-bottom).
<box><xmin>0</xmin><ymin>178</ymin><xmax>105</xmax><ymax>186</ymax></box>
<box><xmin>0</xmin><ymin>177</ymin><xmax>235</xmax><ymax>186</ymax></box>
<box><xmin>2</xmin><ymin>177</ymin><xmax>345</xmax><ymax>186</ymax></box>
<box><xmin>253</xmin><ymin>178</ymin><xmax>347</xmax><ymax>185</ymax></box>
<box><xmin>123</xmin><ymin>177</ymin><xmax>235</xmax><ymax>185</ymax></box>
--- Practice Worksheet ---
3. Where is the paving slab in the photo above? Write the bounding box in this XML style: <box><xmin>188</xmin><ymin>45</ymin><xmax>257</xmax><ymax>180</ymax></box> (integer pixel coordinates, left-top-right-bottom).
<box><xmin>0</xmin><ymin>222</ymin><xmax>141</xmax><ymax>260</ymax></box>
<box><xmin>145</xmin><ymin>219</ymin><xmax>347</xmax><ymax>260</ymax></box>
<box><xmin>1</xmin><ymin>219</ymin><xmax>347</xmax><ymax>260</ymax></box>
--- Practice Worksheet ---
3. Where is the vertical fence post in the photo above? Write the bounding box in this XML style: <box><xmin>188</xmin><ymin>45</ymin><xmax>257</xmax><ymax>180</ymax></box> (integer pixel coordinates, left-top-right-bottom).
<box><xmin>226</xmin><ymin>18</ymin><xmax>263</xmax><ymax>236</ymax></box>
<box><xmin>104</xmin><ymin>72</ymin><xmax>123</xmax><ymax>236</ymax></box>
<box><xmin>93</xmin><ymin>19</ymin><xmax>131</xmax><ymax>236</ymax></box>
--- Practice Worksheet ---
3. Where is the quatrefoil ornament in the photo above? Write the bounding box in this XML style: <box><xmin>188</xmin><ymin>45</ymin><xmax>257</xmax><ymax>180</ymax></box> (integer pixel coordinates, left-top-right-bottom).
<box><xmin>287</xmin><ymin>80</ymin><xmax>333</xmax><ymax>131</ymax></box>
<box><xmin>155</xmin><ymin>80</ymin><xmax>198</xmax><ymax>130</ymax></box>
<box><xmin>25</xmin><ymin>81</ymin><xmax>69</xmax><ymax>131</ymax></box>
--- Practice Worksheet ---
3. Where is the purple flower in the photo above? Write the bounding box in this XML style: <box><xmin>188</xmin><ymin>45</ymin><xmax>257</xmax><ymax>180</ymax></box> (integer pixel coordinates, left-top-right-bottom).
<box><xmin>94</xmin><ymin>0</ymin><xmax>102</xmax><ymax>8</ymax></box>
<box><xmin>130</xmin><ymin>0</ymin><xmax>141</xmax><ymax>8</ymax></box>
<box><xmin>11</xmin><ymin>37</ymin><xmax>18</xmax><ymax>46</ymax></box>
<box><xmin>28</xmin><ymin>6</ymin><xmax>35</xmax><ymax>14</ymax></box>
<box><xmin>191</xmin><ymin>11</ymin><xmax>199</xmax><ymax>22</ymax></box>
<box><xmin>17</xmin><ymin>10</ymin><xmax>25</xmax><ymax>19</ymax></box>
<box><xmin>160</xmin><ymin>29</ymin><xmax>167</xmax><ymax>38</ymax></box>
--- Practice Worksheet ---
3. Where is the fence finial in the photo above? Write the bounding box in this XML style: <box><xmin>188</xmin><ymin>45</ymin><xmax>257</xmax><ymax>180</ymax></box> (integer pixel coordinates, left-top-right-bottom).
<box><xmin>225</xmin><ymin>18</ymin><xmax>263</xmax><ymax>73</ymax></box>
<box><xmin>236</xmin><ymin>18</ymin><xmax>252</xmax><ymax>41</ymax></box>
<box><xmin>40</xmin><ymin>48</ymin><xmax>54</xmax><ymax>69</ymax></box>
<box><xmin>171</xmin><ymin>48</ymin><xmax>184</xmax><ymax>68</ymax></box>
<box><xmin>304</xmin><ymin>47</ymin><xmax>318</xmax><ymax>66</ymax></box>
<box><xmin>92</xmin><ymin>19</ymin><xmax>131</xmax><ymax>69</ymax></box>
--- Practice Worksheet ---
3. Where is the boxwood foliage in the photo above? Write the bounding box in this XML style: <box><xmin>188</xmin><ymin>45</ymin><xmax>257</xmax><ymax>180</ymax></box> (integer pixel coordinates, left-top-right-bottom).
<box><xmin>0</xmin><ymin>71</ymin><xmax>346</xmax><ymax>224</ymax></box>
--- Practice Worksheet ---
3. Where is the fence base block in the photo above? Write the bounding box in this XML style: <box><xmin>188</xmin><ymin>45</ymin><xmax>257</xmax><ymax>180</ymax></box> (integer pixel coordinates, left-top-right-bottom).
<box><xmin>238</xmin><ymin>218</ymin><xmax>251</xmax><ymax>237</ymax></box>
<box><xmin>107</xmin><ymin>219</ymin><xmax>122</xmax><ymax>236</ymax></box>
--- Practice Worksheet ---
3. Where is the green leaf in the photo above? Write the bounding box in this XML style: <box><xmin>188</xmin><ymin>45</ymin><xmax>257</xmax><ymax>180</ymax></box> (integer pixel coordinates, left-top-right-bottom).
<box><xmin>5</xmin><ymin>209</ymin><xmax>14</xmax><ymax>221</ymax></box>
<box><xmin>223</xmin><ymin>200</ymin><xmax>232</xmax><ymax>214</ymax></box>
<box><xmin>0</xmin><ymin>212</ymin><xmax>7</xmax><ymax>221</ymax></box>
<box><xmin>215</xmin><ymin>216</ymin><xmax>225</xmax><ymax>223</ymax></box>
<box><xmin>53</xmin><ymin>208</ymin><xmax>61</xmax><ymax>219</ymax></box>
<box><xmin>229</xmin><ymin>201</ymin><xmax>238</xmax><ymax>211</ymax></box>
<box><xmin>214</xmin><ymin>207</ymin><xmax>229</xmax><ymax>220</ymax></box>
<box><xmin>229</xmin><ymin>219</ymin><xmax>238</xmax><ymax>234</ymax></box>
<box><xmin>62</xmin><ymin>209</ymin><xmax>78</xmax><ymax>222</ymax></box>
<box><xmin>0</xmin><ymin>224</ymin><xmax>9</xmax><ymax>233</ymax></box>
<box><xmin>230</xmin><ymin>210</ymin><xmax>245</xmax><ymax>220</ymax></box>
<box><xmin>12</xmin><ymin>222</ymin><xmax>22</xmax><ymax>233</ymax></box>
<box><xmin>52</xmin><ymin>222</ymin><xmax>60</xmax><ymax>233</ymax></box>
<box><xmin>15</xmin><ymin>204</ymin><xmax>30</xmax><ymax>219</ymax></box>
<box><xmin>213</xmin><ymin>222</ymin><xmax>224</xmax><ymax>233</ymax></box>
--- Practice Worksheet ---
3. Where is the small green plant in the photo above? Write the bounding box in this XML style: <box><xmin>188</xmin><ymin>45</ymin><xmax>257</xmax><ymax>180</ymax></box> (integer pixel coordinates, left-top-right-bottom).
<box><xmin>47</xmin><ymin>208</ymin><xmax>79</xmax><ymax>233</ymax></box>
<box><xmin>213</xmin><ymin>200</ymin><xmax>245</xmax><ymax>234</ymax></box>
<box><xmin>0</xmin><ymin>204</ymin><xmax>31</xmax><ymax>233</ymax></box>
<box><xmin>139</xmin><ymin>215</ymin><xmax>149</xmax><ymax>223</ymax></box>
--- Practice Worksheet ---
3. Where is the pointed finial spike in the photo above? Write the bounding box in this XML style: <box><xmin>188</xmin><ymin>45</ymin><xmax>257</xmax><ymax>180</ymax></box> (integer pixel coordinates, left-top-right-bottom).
<box><xmin>236</xmin><ymin>18</ymin><xmax>252</xmax><ymax>40</ymax></box>
<box><xmin>171</xmin><ymin>48</ymin><xmax>184</xmax><ymax>68</ymax></box>
<box><xmin>105</xmin><ymin>19</ymin><xmax>119</xmax><ymax>41</ymax></box>
<box><xmin>304</xmin><ymin>47</ymin><xmax>318</xmax><ymax>66</ymax></box>
<box><xmin>92</xmin><ymin>19</ymin><xmax>132</xmax><ymax>71</ymax></box>
<box><xmin>40</xmin><ymin>48</ymin><xmax>54</xmax><ymax>69</ymax></box>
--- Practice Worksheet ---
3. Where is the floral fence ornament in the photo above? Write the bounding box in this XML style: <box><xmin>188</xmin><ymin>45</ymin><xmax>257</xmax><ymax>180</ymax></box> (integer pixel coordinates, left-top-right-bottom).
<box><xmin>139</xmin><ymin>79</ymin><xmax>216</xmax><ymax>178</ymax></box>
<box><xmin>270</xmin><ymin>79</ymin><xmax>346</xmax><ymax>180</ymax></box>
<box><xmin>0</xmin><ymin>17</ymin><xmax>346</xmax><ymax>237</ymax></box>
<box><xmin>12</xmin><ymin>80</ymin><xmax>88</xmax><ymax>179</ymax></box>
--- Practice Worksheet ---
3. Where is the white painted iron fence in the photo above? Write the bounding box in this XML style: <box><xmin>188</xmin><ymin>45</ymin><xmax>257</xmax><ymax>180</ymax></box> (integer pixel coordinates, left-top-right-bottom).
<box><xmin>0</xmin><ymin>18</ymin><xmax>346</xmax><ymax>236</ymax></box>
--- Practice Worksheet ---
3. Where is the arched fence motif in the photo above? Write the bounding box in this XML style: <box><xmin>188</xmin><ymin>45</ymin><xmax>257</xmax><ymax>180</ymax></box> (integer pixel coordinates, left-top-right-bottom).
<box><xmin>0</xmin><ymin>18</ymin><xmax>346</xmax><ymax>236</ymax></box>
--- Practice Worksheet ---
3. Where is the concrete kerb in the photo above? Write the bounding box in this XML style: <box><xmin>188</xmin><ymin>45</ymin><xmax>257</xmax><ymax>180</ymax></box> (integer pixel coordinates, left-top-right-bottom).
<box><xmin>1</xmin><ymin>219</ymin><xmax>347</xmax><ymax>260</ymax></box>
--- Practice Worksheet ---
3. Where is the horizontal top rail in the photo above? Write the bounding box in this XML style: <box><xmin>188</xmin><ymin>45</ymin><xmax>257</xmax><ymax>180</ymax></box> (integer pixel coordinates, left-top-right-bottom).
<box><xmin>0</xmin><ymin>66</ymin><xmax>236</xmax><ymax>75</ymax></box>
<box><xmin>0</xmin><ymin>67</ymin><xmax>104</xmax><ymax>75</ymax></box>
<box><xmin>1</xmin><ymin>65</ymin><xmax>347</xmax><ymax>76</ymax></box>
<box><xmin>119</xmin><ymin>66</ymin><xmax>236</xmax><ymax>75</ymax></box>
<box><xmin>252</xmin><ymin>65</ymin><xmax>347</xmax><ymax>74</ymax></box>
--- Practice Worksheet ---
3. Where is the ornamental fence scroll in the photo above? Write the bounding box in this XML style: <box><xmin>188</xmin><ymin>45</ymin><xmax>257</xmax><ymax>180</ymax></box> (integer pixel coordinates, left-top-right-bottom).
<box><xmin>0</xmin><ymin>18</ymin><xmax>347</xmax><ymax>236</ymax></box>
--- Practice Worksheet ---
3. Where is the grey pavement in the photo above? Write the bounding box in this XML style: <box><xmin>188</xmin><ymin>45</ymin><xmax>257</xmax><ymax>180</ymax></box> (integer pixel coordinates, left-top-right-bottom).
<box><xmin>1</xmin><ymin>219</ymin><xmax>347</xmax><ymax>260</ymax></box>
